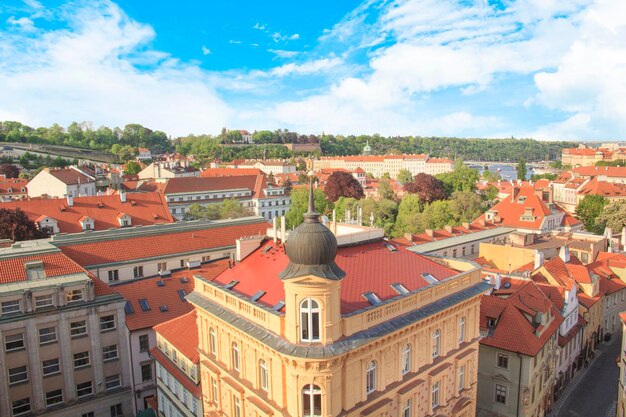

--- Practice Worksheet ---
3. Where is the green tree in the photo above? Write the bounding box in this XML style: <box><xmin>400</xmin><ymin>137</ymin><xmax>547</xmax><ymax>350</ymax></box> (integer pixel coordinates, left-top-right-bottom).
<box><xmin>517</xmin><ymin>158</ymin><xmax>527</xmax><ymax>181</ymax></box>
<box><xmin>396</xmin><ymin>169</ymin><xmax>413</xmax><ymax>185</ymax></box>
<box><xmin>575</xmin><ymin>195</ymin><xmax>608</xmax><ymax>234</ymax></box>
<box><xmin>596</xmin><ymin>200</ymin><xmax>626</xmax><ymax>234</ymax></box>
<box><xmin>285</xmin><ymin>187</ymin><xmax>332</xmax><ymax>229</ymax></box>
<box><xmin>422</xmin><ymin>200</ymin><xmax>455</xmax><ymax>230</ymax></box>
<box><xmin>481</xmin><ymin>170</ymin><xmax>501</xmax><ymax>182</ymax></box>
<box><xmin>393</xmin><ymin>193</ymin><xmax>423</xmax><ymax>237</ymax></box>
<box><xmin>220</xmin><ymin>199</ymin><xmax>253</xmax><ymax>219</ymax></box>
<box><xmin>124</xmin><ymin>161</ymin><xmax>142</xmax><ymax>175</ymax></box>
<box><xmin>436</xmin><ymin>160</ymin><xmax>480</xmax><ymax>194</ymax></box>
<box><xmin>334</xmin><ymin>197</ymin><xmax>358</xmax><ymax>222</ymax></box>
<box><xmin>484</xmin><ymin>185</ymin><xmax>499</xmax><ymax>201</ymax></box>
<box><xmin>378</xmin><ymin>178</ymin><xmax>396</xmax><ymax>200</ymax></box>
<box><xmin>448</xmin><ymin>191</ymin><xmax>485</xmax><ymax>223</ymax></box>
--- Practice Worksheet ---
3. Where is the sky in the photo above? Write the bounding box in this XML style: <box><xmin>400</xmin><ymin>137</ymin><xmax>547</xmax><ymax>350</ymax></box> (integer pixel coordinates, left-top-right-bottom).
<box><xmin>1</xmin><ymin>0</ymin><xmax>625</xmax><ymax>140</ymax></box>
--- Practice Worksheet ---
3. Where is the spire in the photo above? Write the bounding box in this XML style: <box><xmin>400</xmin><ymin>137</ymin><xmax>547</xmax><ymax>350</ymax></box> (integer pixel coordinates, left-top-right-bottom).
<box><xmin>305</xmin><ymin>170</ymin><xmax>318</xmax><ymax>220</ymax></box>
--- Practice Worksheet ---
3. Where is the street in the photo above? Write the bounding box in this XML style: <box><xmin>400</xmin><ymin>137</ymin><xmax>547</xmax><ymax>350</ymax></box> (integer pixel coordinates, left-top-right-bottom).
<box><xmin>558</xmin><ymin>337</ymin><xmax>621</xmax><ymax>417</ymax></box>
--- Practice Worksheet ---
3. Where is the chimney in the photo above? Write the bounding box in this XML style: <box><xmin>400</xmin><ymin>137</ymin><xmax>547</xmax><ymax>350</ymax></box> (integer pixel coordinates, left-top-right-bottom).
<box><xmin>404</xmin><ymin>233</ymin><xmax>413</xmax><ymax>243</ymax></box>
<box><xmin>236</xmin><ymin>236</ymin><xmax>263</xmax><ymax>262</ymax></box>
<box><xmin>492</xmin><ymin>274</ymin><xmax>501</xmax><ymax>291</ymax></box>
<box><xmin>559</xmin><ymin>245</ymin><xmax>570</xmax><ymax>263</ymax></box>
<box><xmin>462</xmin><ymin>222</ymin><xmax>470</xmax><ymax>229</ymax></box>
<box><xmin>511</xmin><ymin>187</ymin><xmax>520</xmax><ymax>202</ymax></box>
<box><xmin>425</xmin><ymin>229</ymin><xmax>434</xmax><ymax>238</ymax></box>
<box><xmin>534</xmin><ymin>250</ymin><xmax>544</xmax><ymax>269</ymax></box>
<box><xmin>272</xmin><ymin>217</ymin><xmax>277</xmax><ymax>244</ymax></box>
<box><xmin>66</xmin><ymin>194</ymin><xmax>74</xmax><ymax>207</ymax></box>
<box><xmin>604</xmin><ymin>227</ymin><xmax>613</xmax><ymax>241</ymax></box>
<box><xmin>281</xmin><ymin>216</ymin><xmax>286</xmax><ymax>243</ymax></box>
<box><xmin>444</xmin><ymin>225</ymin><xmax>453</xmax><ymax>233</ymax></box>
<box><xmin>120</xmin><ymin>191</ymin><xmax>127</xmax><ymax>203</ymax></box>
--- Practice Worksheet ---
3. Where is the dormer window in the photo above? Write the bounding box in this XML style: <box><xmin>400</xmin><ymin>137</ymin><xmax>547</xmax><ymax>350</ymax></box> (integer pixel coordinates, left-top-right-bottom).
<box><xmin>79</xmin><ymin>217</ymin><xmax>94</xmax><ymax>231</ymax></box>
<box><xmin>117</xmin><ymin>213</ymin><xmax>131</xmax><ymax>227</ymax></box>
<box><xmin>300</xmin><ymin>298</ymin><xmax>320</xmax><ymax>342</ymax></box>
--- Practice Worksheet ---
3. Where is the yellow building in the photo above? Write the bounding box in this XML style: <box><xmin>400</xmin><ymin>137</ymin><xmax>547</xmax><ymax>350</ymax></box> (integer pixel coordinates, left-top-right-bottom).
<box><xmin>188</xmin><ymin>185</ymin><xmax>489</xmax><ymax>417</ymax></box>
<box><xmin>618</xmin><ymin>312</ymin><xmax>626</xmax><ymax>417</ymax></box>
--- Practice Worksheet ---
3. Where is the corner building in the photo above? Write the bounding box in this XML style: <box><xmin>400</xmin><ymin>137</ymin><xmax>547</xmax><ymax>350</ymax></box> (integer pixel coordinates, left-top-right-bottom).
<box><xmin>188</xmin><ymin>189</ymin><xmax>489</xmax><ymax>417</ymax></box>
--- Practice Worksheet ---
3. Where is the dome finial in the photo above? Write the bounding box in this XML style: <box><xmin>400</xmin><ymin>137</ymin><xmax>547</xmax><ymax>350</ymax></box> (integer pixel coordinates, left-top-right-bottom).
<box><xmin>306</xmin><ymin>170</ymin><xmax>317</xmax><ymax>216</ymax></box>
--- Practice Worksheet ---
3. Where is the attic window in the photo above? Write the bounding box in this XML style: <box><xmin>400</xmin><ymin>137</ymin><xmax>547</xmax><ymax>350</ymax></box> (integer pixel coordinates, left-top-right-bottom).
<box><xmin>138</xmin><ymin>298</ymin><xmax>151</xmax><ymax>311</ymax></box>
<box><xmin>363</xmin><ymin>292</ymin><xmax>382</xmax><ymax>306</ymax></box>
<box><xmin>177</xmin><ymin>289</ymin><xmax>187</xmax><ymax>302</ymax></box>
<box><xmin>159</xmin><ymin>305</ymin><xmax>169</xmax><ymax>312</ymax></box>
<box><xmin>518</xmin><ymin>196</ymin><xmax>527</xmax><ymax>203</ymax></box>
<box><xmin>25</xmin><ymin>260</ymin><xmax>45</xmax><ymax>280</ymax></box>
<box><xmin>487</xmin><ymin>317</ymin><xmax>497</xmax><ymax>327</ymax></box>
<box><xmin>224</xmin><ymin>280</ymin><xmax>239</xmax><ymax>290</ymax></box>
<box><xmin>421</xmin><ymin>273</ymin><xmax>439</xmax><ymax>285</ymax></box>
<box><xmin>385</xmin><ymin>243</ymin><xmax>397</xmax><ymax>252</ymax></box>
<box><xmin>250</xmin><ymin>290</ymin><xmax>266</xmax><ymax>302</ymax></box>
<box><xmin>130</xmin><ymin>200</ymin><xmax>137</xmax><ymax>206</ymax></box>
<box><xmin>124</xmin><ymin>301</ymin><xmax>135</xmax><ymax>314</ymax></box>
<box><xmin>503</xmin><ymin>282</ymin><xmax>511</xmax><ymax>289</ymax></box>
<box><xmin>156</xmin><ymin>280</ymin><xmax>165</xmax><ymax>287</ymax></box>
<box><xmin>391</xmin><ymin>283</ymin><xmax>409</xmax><ymax>295</ymax></box>
<box><xmin>262</xmin><ymin>246</ymin><xmax>272</xmax><ymax>254</ymax></box>
<box><xmin>272</xmin><ymin>300</ymin><xmax>285</xmax><ymax>311</ymax></box>
<box><xmin>97</xmin><ymin>201</ymin><xmax>104</xmax><ymax>208</ymax></box>
<box><xmin>179</xmin><ymin>277</ymin><xmax>188</xmax><ymax>284</ymax></box>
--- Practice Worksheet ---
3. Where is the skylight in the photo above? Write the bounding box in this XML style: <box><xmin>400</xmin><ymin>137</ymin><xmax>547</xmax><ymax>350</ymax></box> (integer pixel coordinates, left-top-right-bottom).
<box><xmin>179</xmin><ymin>277</ymin><xmax>188</xmax><ymax>284</ymax></box>
<box><xmin>363</xmin><ymin>292</ymin><xmax>382</xmax><ymax>306</ymax></box>
<box><xmin>272</xmin><ymin>300</ymin><xmax>285</xmax><ymax>311</ymax></box>
<box><xmin>138</xmin><ymin>298</ymin><xmax>151</xmax><ymax>311</ymax></box>
<box><xmin>250</xmin><ymin>290</ymin><xmax>266</xmax><ymax>302</ymax></box>
<box><xmin>177</xmin><ymin>289</ymin><xmax>187</xmax><ymax>302</ymax></box>
<box><xmin>391</xmin><ymin>283</ymin><xmax>409</xmax><ymax>295</ymax></box>
<box><xmin>385</xmin><ymin>243</ymin><xmax>397</xmax><ymax>252</ymax></box>
<box><xmin>159</xmin><ymin>305</ymin><xmax>169</xmax><ymax>312</ymax></box>
<box><xmin>224</xmin><ymin>280</ymin><xmax>239</xmax><ymax>290</ymax></box>
<box><xmin>422</xmin><ymin>273</ymin><xmax>439</xmax><ymax>284</ymax></box>
<box><xmin>156</xmin><ymin>280</ymin><xmax>165</xmax><ymax>287</ymax></box>
<box><xmin>124</xmin><ymin>301</ymin><xmax>134</xmax><ymax>314</ymax></box>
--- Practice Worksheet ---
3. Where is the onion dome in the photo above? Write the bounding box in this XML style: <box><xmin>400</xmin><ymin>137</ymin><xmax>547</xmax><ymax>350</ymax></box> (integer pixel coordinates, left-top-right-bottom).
<box><xmin>279</xmin><ymin>175</ymin><xmax>345</xmax><ymax>281</ymax></box>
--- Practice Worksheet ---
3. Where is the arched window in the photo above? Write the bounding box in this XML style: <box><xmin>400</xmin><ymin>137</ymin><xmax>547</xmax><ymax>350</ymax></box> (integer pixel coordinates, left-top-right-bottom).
<box><xmin>232</xmin><ymin>342</ymin><xmax>240</xmax><ymax>371</ymax></box>
<box><xmin>209</xmin><ymin>328</ymin><xmax>217</xmax><ymax>356</ymax></box>
<box><xmin>302</xmin><ymin>384</ymin><xmax>322</xmax><ymax>416</ymax></box>
<box><xmin>366</xmin><ymin>361</ymin><xmax>377</xmax><ymax>394</ymax></box>
<box><xmin>459</xmin><ymin>317</ymin><xmax>466</xmax><ymax>344</ymax></box>
<box><xmin>259</xmin><ymin>359</ymin><xmax>269</xmax><ymax>391</ymax></box>
<box><xmin>433</xmin><ymin>329</ymin><xmax>441</xmax><ymax>358</ymax></box>
<box><xmin>300</xmin><ymin>298</ymin><xmax>320</xmax><ymax>342</ymax></box>
<box><xmin>401</xmin><ymin>344</ymin><xmax>411</xmax><ymax>375</ymax></box>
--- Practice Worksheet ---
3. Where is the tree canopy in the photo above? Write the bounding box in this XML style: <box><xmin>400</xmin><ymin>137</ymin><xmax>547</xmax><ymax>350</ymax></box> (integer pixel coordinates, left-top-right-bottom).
<box><xmin>0</xmin><ymin>163</ymin><xmax>20</xmax><ymax>178</ymax></box>
<box><xmin>575</xmin><ymin>194</ymin><xmax>608</xmax><ymax>234</ymax></box>
<box><xmin>436</xmin><ymin>160</ymin><xmax>480</xmax><ymax>194</ymax></box>
<box><xmin>517</xmin><ymin>158</ymin><xmax>527</xmax><ymax>181</ymax></box>
<box><xmin>403</xmin><ymin>173</ymin><xmax>447</xmax><ymax>203</ymax></box>
<box><xmin>0</xmin><ymin>208</ymin><xmax>48</xmax><ymax>241</ymax></box>
<box><xmin>596</xmin><ymin>200</ymin><xmax>626</xmax><ymax>234</ymax></box>
<box><xmin>324</xmin><ymin>172</ymin><xmax>364</xmax><ymax>202</ymax></box>
<box><xmin>123</xmin><ymin>161</ymin><xmax>142</xmax><ymax>175</ymax></box>
<box><xmin>285</xmin><ymin>187</ymin><xmax>332</xmax><ymax>228</ymax></box>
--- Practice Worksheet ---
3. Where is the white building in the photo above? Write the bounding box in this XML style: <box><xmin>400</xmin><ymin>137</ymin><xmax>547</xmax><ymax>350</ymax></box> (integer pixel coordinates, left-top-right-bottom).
<box><xmin>314</xmin><ymin>154</ymin><xmax>453</xmax><ymax>178</ymax></box>
<box><xmin>27</xmin><ymin>167</ymin><xmax>96</xmax><ymax>198</ymax></box>
<box><xmin>137</xmin><ymin>148</ymin><xmax>152</xmax><ymax>162</ymax></box>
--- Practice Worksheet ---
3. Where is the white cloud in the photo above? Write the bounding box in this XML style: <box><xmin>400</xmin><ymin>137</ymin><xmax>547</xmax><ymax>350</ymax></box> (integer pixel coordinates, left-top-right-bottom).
<box><xmin>270</xmin><ymin>57</ymin><xmax>342</xmax><ymax>77</ymax></box>
<box><xmin>0</xmin><ymin>1</ymin><xmax>231</xmax><ymax>136</ymax></box>
<box><xmin>6</xmin><ymin>16</ymin><xmax>36</xmax><ymax>32</ymax></box>
<box><xmin>229</xmin><ymin>39</ymin><xmax>242</xmax><ymax>44</ymax></box>
<box><xmin>201</xmin><ymin>45</ymin><xmax>211</xmax><ymax>55</ymax></box>
<box><xmin>253</xmin><ymin>22</ymin><xmax>266</xmax><ymax>30</ymax></box>
<box><xmin>267</xmin><ymin>49</ymin><xmax>299</xmax><ymax>58</ymax></box>
<box><xmin>289</xmin><ymin>33</ymin><xmax>300</xmax><ymax>40</ymax></box>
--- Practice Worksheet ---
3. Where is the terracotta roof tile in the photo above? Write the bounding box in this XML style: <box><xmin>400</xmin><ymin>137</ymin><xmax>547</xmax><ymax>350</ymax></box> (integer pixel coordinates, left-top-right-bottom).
<box><xmin>46</xmin><ymin>168</ymin><xmax>94</xmax><ymax>185</ymax></box>
<box><xmin>154</xmin><ymin>310</ymin><xmax>199</xmax><ymax>362</ymax></box>
<box><xmin>0</xmin><ymin>252</ymin><xmax>86</xmax><ymax>284</ymax></box>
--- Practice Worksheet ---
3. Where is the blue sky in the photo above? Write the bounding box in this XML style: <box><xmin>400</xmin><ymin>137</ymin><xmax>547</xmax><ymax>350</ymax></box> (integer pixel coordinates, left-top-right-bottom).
<box><xmin>1</xmin><ymin>0</ymin><xmax>625</xmax><ymax>140</ymax></box>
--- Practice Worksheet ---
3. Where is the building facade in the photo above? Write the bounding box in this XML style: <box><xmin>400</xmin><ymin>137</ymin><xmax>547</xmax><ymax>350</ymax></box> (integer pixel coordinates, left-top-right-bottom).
<box><xmin>27</xmin><ymin>167</ymin><xmax>96</xmax><ymax>198</ymax></box>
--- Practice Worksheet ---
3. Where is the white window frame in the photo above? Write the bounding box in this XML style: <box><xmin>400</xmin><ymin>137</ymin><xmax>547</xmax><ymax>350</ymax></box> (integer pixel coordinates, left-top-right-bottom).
<box><xmin>42</xmin><ymin>358</ymin><xmax>60</xmax><ymax>376</ymax></box>
<box><xmin>45</xmin><ymin>389</ymin><xmax>63</xmax><ymax>407</ymax></box>
<box><xmin>66</xmin><ymin>289</ymin><xmax>84</xmax><ymax>303</ymax></box>
<box><xmin>9</xmin><ymin>365</ymin><xmax>28</xmax><ymax>385</ymax></box>
<box><xmin>302</xmin><ymin>384</ymin><xmax>322</xmax><ymax>417</ymax></box>
<box><xmin>459</xmin><ymin>364</ymin><xmax>466</xmax><ymax>391</ymax></box>
<box><xmin>99</xmin><ymin>315</ymin><xmax>115</xmax><ymax>331</ymax></box>
<box><xmin>35</xmin><ymin>293</ymin><xmax>54</xmax><ymax>309</ymax></box>
<box><xmin>70</xmin><ymin>320</ymin><xmax>87</xmax><ymax>337</ymax></box>
<box><xmin>495</xmin><ymin>383</ymin><xmax>507</xmax><ymax>404</ymax></box>
<box><xmin>232</xmin><ymin>342</ymin><xmax>240</xmax><ymax>371</ymax></box>
<box><xmin>259</xmin><ymin>359</ymin><xmax>269</xmax><ymax>391</ymax></box>
<box><xmin>300</xmin><ymin>298</ymin><xmax>321</xmax><ymax>342</ymax></box>
<box><xmin>432</xmin><ymin>380</ymin><xmax>440</xmax><ymax>410</ymax></box>
<box><xmin>459</xmin><ymin>317</ymin><xmax>466</xmax><ymax>344</ymax></box>
<box><xmin>366</xmin><ymin>360</ymin><xmax>377</xmax><ymax>394</ymax></box>
<box><xmin>401</xmin><ymin>344</ymin><xmax>411</xmax><ymax>375</ymax></box>
<box><xmin>2</xmin><ymin>299</ymin><xmax>21</xmax><ymax>315</ymax></box>
<box><xmin>5</xmin><ymin>333</ymin><xmax>24</xmax><ymax>351</ymax></box>
<box><xmin>76</xmin><ymin>381</ymin><xmax>93</xmax><ymax>398</ymax></box>
<box><xmin>73</xmin><ymin>351</ymin><xmax>90</xmax><ymax>369</ymax></box>
<box><xmin>103</xmin><ymin>345</ymin><xmax>118</xmax><ymax>361</ymax></box>
<box><xmin>209</xmin><ymin>328</ymin><xmax>217</xmax><ymax>355</ymax></box>
<box><xmin>433</xmin><ymin>328</ymin><xmax>441</xmax><ymax>358</ymax></box>
<box><xmin>105</xmin><ymin>374</ymin><xmax>121</xmax><ymax>391</ymax></box>
<box><xmin>11</xmin><ymin>398</ymin><xmax>31</xmax><ymax>416</ymax></box>
<box><xmin>39</xmin><ymin>326</ymin><xmax>57</xmax><ymax>345</ymax></box>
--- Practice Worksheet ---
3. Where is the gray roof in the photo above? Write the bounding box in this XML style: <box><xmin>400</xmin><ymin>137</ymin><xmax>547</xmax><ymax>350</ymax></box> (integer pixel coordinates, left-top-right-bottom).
<box><xmin>187</xmin><ymin>280</ymin><xmax>490</xmax><ymax>359</ymax></box>
<box><xmin>405</xmin><ymin>226</ymin><xmax>515</xmax><ymax>254</ymax></box>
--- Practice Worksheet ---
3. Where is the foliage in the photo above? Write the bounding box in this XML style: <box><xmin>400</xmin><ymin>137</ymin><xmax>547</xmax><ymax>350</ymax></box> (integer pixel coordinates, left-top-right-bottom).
<box><xmin>123</xmin><ymin>161</ymin><xmax>142</xmax><ymax>175</ymax></box>
<box><xmin>436</xmin><ymin>160</ymin><xmax>480</xmax><ymax>194</ymax></box>
<box><xmin>549</xmin><ymin>160</ymin><xmax>563</xmax><ymax>169</ymax></box>
<box><xmin>393</xmin><ymin>194</ymin><xmax>423</xmax><ymax>237</ymax></box>
<box><xmin>378</xmin><ymin>178</ymin><xmax>396</xmax><ymax>200</ymax></box>
<box><xmin>517</xmin><ymin>158</ymin><xmax>527</xmax><ymax>181</ymax></box>
<box><xmin>285</xmin><ymin>187</ymin><xmax>333</xmax><ymax>229</ymax></box>
<box><xmin>530</xmin><ymin>173</ymin><xmax>557</xmax><ymax>182</ymax></box>
<box><xmin>283</xmin><ymin>178</ymin><xmax>293</xmax><ymax>193</ymax></box>
<box><xmin>596</xmin><ymin>200</ymin><xmax>626</xmax><ymax>234</ymax></box>
<box><xmin>187</xmin><ymin>203</ymin><xmax>221</xmax><ymax>220</ymax></box>
<box><xmin>481</xmin><ymin>170</ymin><xmax>501</xmax><ymax>182</ymax></box>
<box><xmin>448</xmin><ymin>191</ymin><xmax>485</xmax><ymax>223</ymax></box>
<box><xmin>596</xmin><ymin>159</ymin><xmax>626</xmax><ymax>167</ymax></box>
<box><xmin>0</xmin><ymin>163</ymin><xmax>20</xmax><ymax>178</ymax></box>
<box><xmin>334</xmin><ymin>197</ymin><xmax>359</xmax><ymax>222</ymax></box>
<box><xmin>185</xmin><ymin>200</ymin><xmax>252</xmax><ymax>221</ymax></box>
<box><xmin>403</xmin><ymin>173</ymin><xmax>447</xmax><ymax>203</ymax></box>
<box><xmin>111</xmin><ymin>144</ymin><xmax>135</xmax><ymax>163</ymax></box>
<box><xmin>484</xmin><ymin>185</ymin><xmax>499</xmax><ymax>201</ymax></box>
<box><xmin>396</xmin><ymin>169</ymin><xmax>413</xmax><ymax>185</ymax></box>
<box><xmin>221</xmin><ymin>199</ymin><xmax>254</xmax><ymax>219</ymax></box>
<box><xmin>575</xmin><ymin>195</ymin><xmax>608</xmax><ymax>234</ymax></box>
<box><xmin>0</xmin><ymin>208</ymin><xmax>48</xmax><ymax>241</ymax></box>
<box><xmin>324</xmin><ymin>171</ymin><xmax>364</xmax><ymax>202</ymax></box>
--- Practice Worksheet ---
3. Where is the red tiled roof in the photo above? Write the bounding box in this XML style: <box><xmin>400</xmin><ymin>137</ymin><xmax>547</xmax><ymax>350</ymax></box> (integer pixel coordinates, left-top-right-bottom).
<box><xmin>480</xmin><ymin>280</ymin><xmax>564</xmax><ymax>356</ymax></box>
<box><xmin>200</xmin><ymin>168</ymin><xmax>264</xmax><ymax>177</ymax></box>
<box><xmin>563</xmin><ymin>147</ymin><xmax>613</xmax><ymax>157</ymax></box>
<box><xmin>121</xmin><ymin>180</ymin><xmax>165</xmax><ymax>193</ymax></box>
<box><xmin>154</xmin><ymin>310</ymin><xmax>199</xmax><ymax>362</ymax></box>
<box><xmin>394</xmin><ymin>222</ymin><xmax>500</xmax><ymax>246</ymax></box>
<box><xmin>426</xmin><ymin>158</ymin><xmax>453</xmax><ymax>164</ymax></box>
<box><xmin>0</xmin><ymin>252</ymin><xmax>86</xmax><ymax>284</ymax></box>
<box><xmin>46</xmin><ymin>168</ymin><xmax>94</xmax><ymax>185</ymax></box>
<box><xmin>0</xmin><ymin>192</ymin><xmax>174</xmax><ymax>233</ymax></box>
<box><xmin>112</xmin><ymin>260</ymin><xmax>229</xmax><ymax>331</ymax></box>
<box><xmin>59</xmin><ymin>220</ymin><xmax>268</xmax><ymax>267</ymax></box>
<box><xmin>572</xmin><ymin>166</ymin><xmax>626</xmax><ymax>178</ymax></box>
<box><xmin>0</xmin><ymin>178</ymin><xmax>27</xmax><ymax>194</ymax></box>
<box><xmin>577</xmin><ymin>178</ymin><xmax>626</xmax><ymax>197</ymax></box>
<box><xmin>210</xmin><ymin>239</ymin><xmax>458</xmax><ymax>314</ymax></box>
<box><xmin>477</xmin><ymin>186</ymin><xmax>556</xmax><ymax>230</ymax></box>
<box><xmin>163</xmin><ymin>175</ymin><xmax>262</xmax><ymax>196</ymax></box>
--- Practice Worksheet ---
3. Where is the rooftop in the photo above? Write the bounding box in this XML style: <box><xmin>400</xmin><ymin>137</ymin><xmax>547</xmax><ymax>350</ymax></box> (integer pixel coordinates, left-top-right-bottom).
<box><xmin>154</xmin><ymin>310</ymin><xmax>199</xmax><ymax>362</ymax></box>
<box><xmin>45</xmin><ymin>167</ymin><xmax>94</xmax><ymax>185</ymax></box>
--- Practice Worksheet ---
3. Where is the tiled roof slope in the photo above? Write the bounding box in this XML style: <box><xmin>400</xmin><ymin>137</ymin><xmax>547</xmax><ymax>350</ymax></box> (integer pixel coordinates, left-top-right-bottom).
<box><xmin>578</xmin><ymin>178</ymin><xmax>626</xmax><ymax>197</ymax></box>
<box><xmin>477</xmin><ymin>186</ymin><xmax>555</xmax><ymax>229</ymax></box>
<box><xmin>59</xmin><ymin>220</ymin><xmax>268</xmax><ymax>267</ymax></box>
<box><xmin>112</xmin><ymin>260</ymin><xmax>229</xmax><ymax>331</ymax></box>
<box><xmin>210</xmin><ymin>239</ymin><xmax>458</xmax><ymax>314</ymax></box>
<box><xmin>200</xmin><ymin>168</ymin><xmax>264</xmax><ymax>177</ymax></box>
<box><xmin>47</xmin><ymin>168</ymin><xmax>94</xmax><ymax>184</ymax></box>
<box><xmin>163</xmin><ymin>175</ymin><xmax>261</xmax><ymax>195</ymax></box>
<box><xmin>572</xmin><ymin>166</ymin><xmax>626</xmax><ymax>178</ymax></box>
<box><xmin>480</xmin><ymin>279</ymin><xmax>563</xmax><ymax>356</ymax></box>
<box><xmin>154</xmin><ymin>310</ymin><xmax>199</xmax><ymax>362</ymax></box>
<box><xmin>0</xmin><ymin>178</ymin><xmax>27</xmax><ymax>194</ymax></box>
<box><xmin>0</xmin><ymin>252</ymin><xmax>86</xmax><ymax>284</ymax></box>
<box><xmin>0</xmin><ymin>192</ymin><xmax>174</xmax><ymax>233</ymax></box>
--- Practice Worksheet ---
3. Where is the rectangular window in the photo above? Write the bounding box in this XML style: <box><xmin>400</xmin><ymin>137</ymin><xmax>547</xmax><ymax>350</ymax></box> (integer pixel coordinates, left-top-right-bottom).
<box><xmin>12</xmin><ymin>398</ymin><xmax>30</xmax><ymax>416</ymax></box>
<box><xmin>100</xmin><ymin>315</ymin><xmax>115</xmax><ymax>331</ymax></box>
<box><xmin>459</xmin><ymin>365</ymin><xmax>466</xmax><ymax>391</ymax></box>
<box><xmin>105</xmin><ymin>374</ymin><xmax>121</xmax><ymax>390</ymax></box>
<box><xmin>432</xmin><ymin>381</ymin><xmax>440</xmax><ymax>409</ymax></box>
<box><xmin>157</xmin><ymin>262</ymin><xmax>167</xmax><ymax>272</ymax></box>
<box><xmin>39</xmin><ymin>326</ymin><xmax>57</xmax><ymax>344</ymax></box>
<box><xmin>209</xmin><ymin>328</ymin><xmax>217</xmax><ymax>355</ymax></box>
<box><xmin>2</xmin><ymin>299</ymin><xmax>21</xmax><ymax>315</ymax></box>
<box><xmin>103</xmin><ymin>345</ymin><xmax>118</xmax><ymax>361</ymax></box>
<box><xmin>42</xmin><ymin>358</ymin><xmax>60</xmax><ymax>376</ymax></box>
<box><xmin>139</xmin><ymin>335</ymin><xmax>149</xmax><ymax>352</ymax></box>
<box><xmin>82</xmin><ymin>413</ymin><xmax>94</xmax><ymax>417</ymax></box>
<box><xmin>66</xmin><ymin>289</ymin><xmax>83</xmax><ymax>303</ymax></box>
<box><xmin>70</xmin><ymin>320</ymin><xmax>87</xmax><ymax>337</ymax></box>
<box><xmin>35</xmin><ymin>293</ymin><xmax>54</xmax><ymax>309</ymax></box>
<box><xmin>497</xmin><ymin>353</ymin><xmax>509</xmax><ymax>369</ymax></box>
<box><xmin>9</xmin><ymin>366</ymin><xmax>28</xmax><ymax>385</ymax></box>
<box><xmin>108</xmin><ymin>270</ymin><xmax>119</xmax><ymax>282</ymax></box>
<box><xmin>76</xmin><ymin>381</ymin><xmax>93</xmax><ymax>398</ymax></box>
<box><xmin>141</xmin><ymin>363</ymin><xmax>152</xmax><ymax>382</ymax></box>
<box><xmin>74</xmin><ymin>351</ymin><xmax>90</xmax><ymax>368</ymax></box>
<box><xmin>5</xmin><ymin>333</ymin><xmax>24</xmax><ymax>351</ymax></box>
<box><xmin>495</xmin><ymin>384</ymin><xmax>507</xmax><ymax>404</ymax></box>
<box><xmin>133</xmin><ymin>266</ymin><xmax>143</xmax><ymax>278</ymax></box>
<box><xmin>46</xmin><ymin>389</ymin><xmax>63</xmax><ymax>407</ymax></box>
<box><xmin>402</xmin><ymin>399</ymin><xmax>412</xmax><ymax>417</ymax></box>
<box><xmin>110</xmin><ymin>404</ymin><xmax>123</xmax><ymax>417</ymax></box>
<box><xmin>233</xmin><ymin>395</ymin><xmax>241</xmax><ymax>417</ymax></box>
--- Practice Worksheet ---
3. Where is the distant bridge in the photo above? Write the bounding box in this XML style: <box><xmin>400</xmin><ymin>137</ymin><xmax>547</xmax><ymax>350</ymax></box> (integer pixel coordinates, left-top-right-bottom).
<box><xmin>463</xmin><ymin>160</ymin><xmax>550</xmax><ymax>169</ymax></box>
